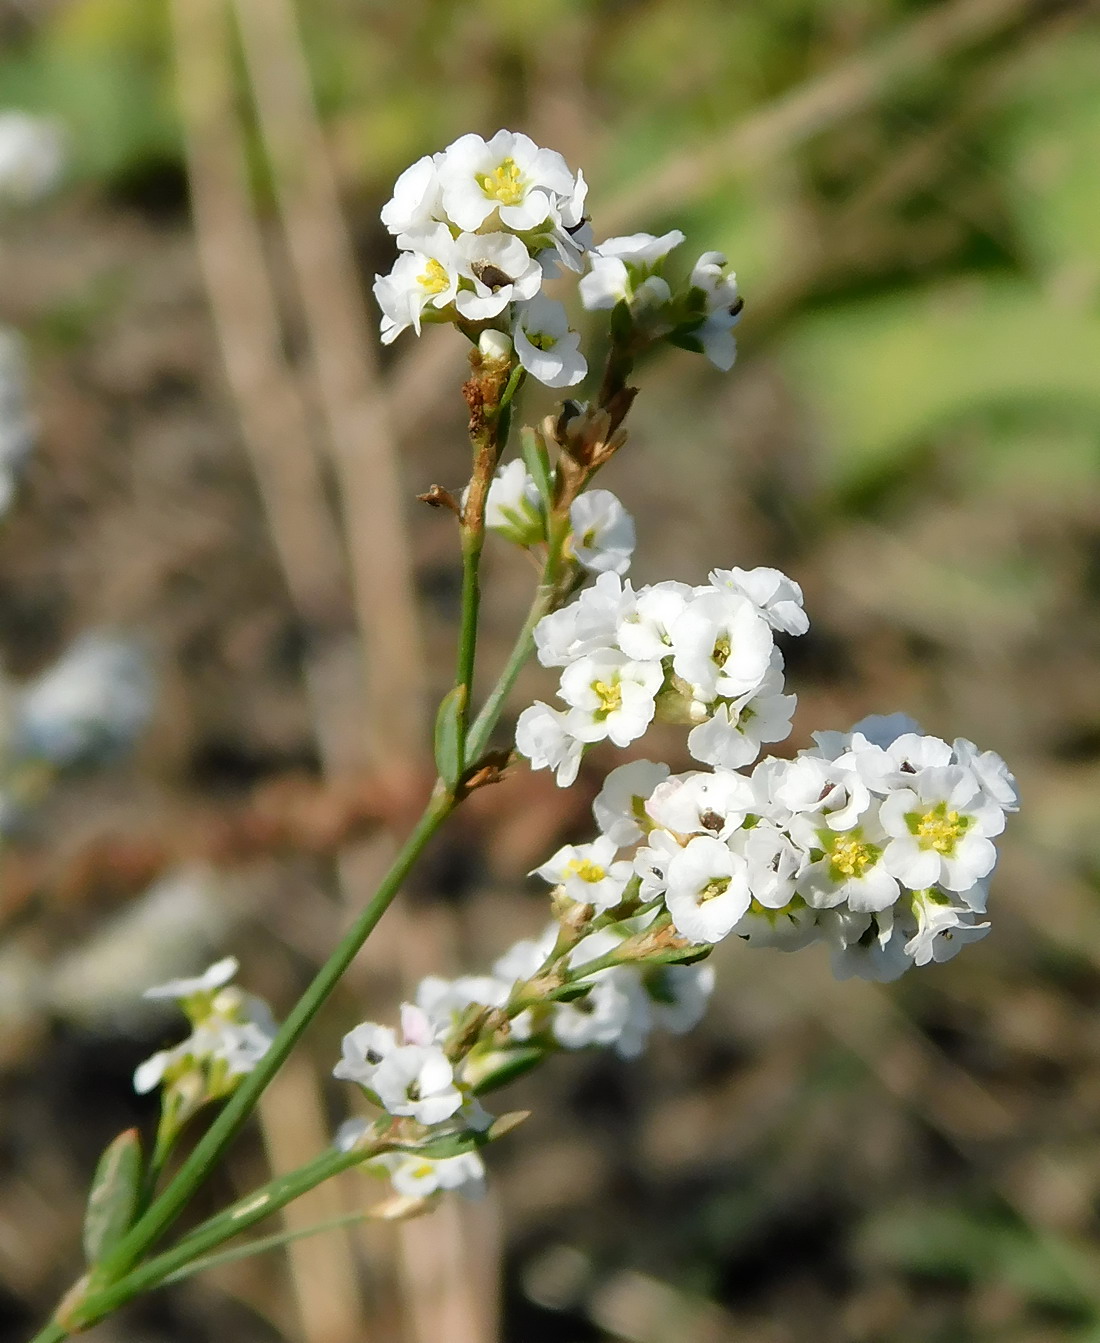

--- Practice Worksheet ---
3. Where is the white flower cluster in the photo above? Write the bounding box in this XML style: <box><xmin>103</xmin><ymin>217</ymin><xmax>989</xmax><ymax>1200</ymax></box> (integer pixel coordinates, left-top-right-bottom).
<box><xmin>482</xmin><ymin>458</ymin><xmax>635</xmax><ymax>575</ymax></box>
<box><xmin>332</xmin><ymin>919</ymin><xmax>713</xmax><ymax>1200</ymax></box>
<box><xmin>133</xmin><ymin>957</ymin><xmax>277</xmax><ymax>1098</ymax></box>
<box><xmin>540</xmin><ymin>712</ymin><xmax>1016</xmax><ymax>983</ymax></box>
<box><xmin>0</xmin><ymin>328</ymin><xmax>35</xmax><ymax>517</ymax></box>
<box><xmin>374</xmin><ymin>130</ymin><xmax>743</xmax><ymax>382</ymax></box>
<box><xmin>517</xmin><ymin>566</ymin><xmax>807</xmax><ymax>786</ymax></box>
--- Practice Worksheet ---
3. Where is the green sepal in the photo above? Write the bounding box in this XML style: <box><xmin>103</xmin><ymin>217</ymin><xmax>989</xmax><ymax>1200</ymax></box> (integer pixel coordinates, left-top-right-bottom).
<box><xmin>520</xmin><ymin>427</ymin><xmax>554</xmax><ymax>514</ymax></box>
<box><xmin>434</xmin><ymin>684</ymin><xmax>467</xmax><ymax>788</ymax></box>
<box><xmin>83</xmin><ymin>1128</ymin><xmax>144</xmax><ymax>1267</ymax></box>
<box><xmin>470</xmin><ymin>1046</ymin><xmax>546</xmax><ymax>1095</ymax></box>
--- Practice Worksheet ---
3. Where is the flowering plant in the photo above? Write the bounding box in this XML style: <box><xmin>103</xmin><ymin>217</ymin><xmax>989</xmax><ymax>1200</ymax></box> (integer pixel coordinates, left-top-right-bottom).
<box><xmin>30</xmin><ymin>129</ymin><xmax>1016</xmax><ymax>1342</ymax></box>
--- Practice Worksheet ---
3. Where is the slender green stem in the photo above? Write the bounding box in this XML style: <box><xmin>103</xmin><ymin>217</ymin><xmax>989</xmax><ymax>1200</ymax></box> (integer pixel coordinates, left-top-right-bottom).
<box><xmin>89</xmin><ymin>785</ymin><xmax>453</xmax><ymax>1289</ymax></box>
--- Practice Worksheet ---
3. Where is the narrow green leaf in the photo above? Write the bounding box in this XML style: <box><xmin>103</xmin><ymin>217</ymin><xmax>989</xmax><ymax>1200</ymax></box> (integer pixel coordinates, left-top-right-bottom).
<box><xmin>84</xmin><ymin>1129</ymin><xmax>143</xmax><ymax>1266</ymax></box>
<box><xmin>434</xmin><ymin>684</ymin><xmax>467</xmax><ymax>788</ymax></box>
<box><xmin>520</xmin><ymin>427</ymin><xmax>554</xmax><ymax>512</ymax></box>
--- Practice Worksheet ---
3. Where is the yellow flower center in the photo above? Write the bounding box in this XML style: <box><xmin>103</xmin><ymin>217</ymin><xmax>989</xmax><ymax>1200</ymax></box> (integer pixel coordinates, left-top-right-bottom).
<box><xmin>712</xmin><ymin>635</ymin><xmax>731</xmax><ymax>666</ymax></box>
<box><xmin>700</xmin><ymin>877</ymin><xmax>730</xmax><ymax>902</ymax></box>
<box><xmin>829</xmin><ymin>834</ymin><xmax>879</xmax><ymax>879</ymax></box>
<box><xmin>911</xmin><ymin>802</ymin><xmax>969</xmax><ymax>854</ymax></box>
<box><xmin>477</xmin><ymin>157</ymin><xmax>526</xmax><ymax>206</ymax></box>
<box><xmin>417</xmin><ymin>258</ymin><xmax>450</xmax><ymax>295</ymax></box>
<box><xmin>565</xmin><ymin>858</ymin><xmax>607</xmax><ymax>884</ymax></box>
<box><xmin>592</xmin><ymin>679</ymin><xmax>622</xmax><ymax>716</ymax></box>
<box><xmin>525</xmin><ymin>330</ymin><xmax>556</xmax><ymax>351</ymax></box>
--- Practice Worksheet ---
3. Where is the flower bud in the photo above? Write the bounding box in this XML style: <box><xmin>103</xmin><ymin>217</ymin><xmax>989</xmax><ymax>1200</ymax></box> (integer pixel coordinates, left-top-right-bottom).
<box><xmin>478</xmin><ymin>329</ymin><xmax>513</xmax><ymax>364</ymax></box>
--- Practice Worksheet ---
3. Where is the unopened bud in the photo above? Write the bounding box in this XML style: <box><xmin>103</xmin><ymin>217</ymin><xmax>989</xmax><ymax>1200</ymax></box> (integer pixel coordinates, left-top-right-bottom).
<box><xmin>478</xmin><ymin>329</ymin><xmax>513</xmax><ymax>364</ymax></box>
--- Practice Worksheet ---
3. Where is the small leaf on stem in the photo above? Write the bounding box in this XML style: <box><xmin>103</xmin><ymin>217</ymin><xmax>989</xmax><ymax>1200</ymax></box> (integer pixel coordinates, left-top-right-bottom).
<box><xmin>83</xmin><ymin>1129</ymin><xmax>143</xmax><ymax>1266</ymax></box>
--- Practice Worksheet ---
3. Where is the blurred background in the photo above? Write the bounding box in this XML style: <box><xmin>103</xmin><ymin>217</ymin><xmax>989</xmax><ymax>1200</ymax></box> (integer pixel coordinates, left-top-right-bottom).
<box><xmin>0</xmin><ymin>0</ymin><xmax>1098</xmax><ymax>1339</ymax></box>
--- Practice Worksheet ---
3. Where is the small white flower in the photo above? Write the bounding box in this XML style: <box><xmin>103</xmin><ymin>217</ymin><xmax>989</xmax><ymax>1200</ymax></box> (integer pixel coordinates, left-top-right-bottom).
<box><xmin>633</xmin><ymin>827</ymin><xmax>682</xmax><ymax>902</ymax></box>
<box><xmin>664</xmin><ymin>835</ymin><xmax>751</xmax><ymax>944</ymax></box>
<box><xmin>481</xmin><ymin>459</ymin><xmax>545</xmax><ymax>545</ymax></box>
<box><xmin>645</xmin><ymin>769</ymin><xmax>753</xmax><ymax>841</ymax></box>
<box><xmin>593</xmin><ymin>759</ymin><xmax>670</xmax><ymax>845</ymax></box>
<box><xmin>513</xmin><ymin>295</ymin><xmax>586</xmax><ymax>388</ymax></box>
<box><xmin>551</xmin><ymin>970</ymin><xmax>641</xmax><ymax>1052</ymax></box>
<box><xmin>492</xmin><ymin>922</ymin><xmax>559</xmax><ymax>985</ymax></box>
<box><xmin>437</xmin><ymin>130</ymin><xmax>577</xmax><ymax>233</ymax></box>
<box><xmin>333</xmin><ymin>1022</ymin><xmax>399</xmax><ymax>1085</ymax></box>
<box><xmin>828</xmin><ymin>911</ymin><xmax>912</xmax><ymax>982</ymax></box>
<box><xmin>559</xmin><ymin>649</ymin><xmax>663</xmax><ymax>748</ymax></box>
<box><xmin>643</xmin><ymin>962</ymin><xmax>716</xmax><ymax>1035</ymax></box>
<box><xmin>369</xmin><ymin>1044</ymin><xmax>463</xmax><ymax>1126</ymax></box>
<box><xmin>686</xmin><ymin>674</ymin><xmax>796</xmax><ymax>770</ymax></box>
<box><xmin>741</xmin><ymin>821</ymin><xmax>809</xmax><ymax>909</ymax></box>
<box><xmin>708</xmin><ymin>566</ymin><xmax>808</xmax><ymax>637</ymax></box>
<box><xmin>380</xmin><ymin>154</ymin><xmax>443</xmax><ymax>235</ymax></box>
<box><xmin>616</xmin><ymin>581</ymin><xmax>695</xmax><ymax>662</ymax></box>
<box><xmin>951</xmin><ymin>738</ymin><xmax>1019</xmax><ymax>812</ymax></box>
<box><xmin>731</xmin><ymin>900</ymin><xmax>821</xmax><ymax>951</ymax></box>
<box><xmin>373</xmin><ymin>224</ymin><xmax>459</xmax><ymax>343</ymax></box>
<box><xmin>579</xmin><ymin>230</ymin><xmax>684</xmax><ymax>310</ymax></box>
<box><xmin>902</xmin><ymin>891</ymin><xmax>989</xmax><ymax>967</ymax></box>
<box><xmin>411</xmin><ymin>975</ymin><xmax>510</xmax><ymax>1043</ymax></box>
<box><xmin>776</xmin><ymin>755</ymin><xmax>871</xmax><ymax>831</ymax></box>
<box><xmin>670</xmin><ymin>590</ymin><xmax>775</xmax><ymax>702</ymax></box>
<box><xmin>880</xmin><ymin>766</ymin><xmax>1005</xmax><ymax>892</ymax></box>
<box><xmin>534</xmin><ymin>836</ymin><xmax>634</xmax><ymax>909</ymax></box>
<box><xmin>515</xmin><ymin>701</ymin><xmax>584</xmax><ymax>787</ymax></box>
<box><xmin>795</xmin><ymin>813</ymin><xmax>900</xmax><ymax>914</ymax></box>
<box><xmin>534</xmin><ymin>572</ymin><xmax>635</xmax><ymax>668</ymax></box>
<box><xmin>685</xmin><ymin>252</ymin><xmax>742</xmax><ymax>371</ymax></box>
<box><xmin>454</xmin><ymin>231</ymin><xmax>543</xmax><ymax>320</ymax></box>
<box><xmin>568</xmin><ymin>490</ymin><xmax>635</xmax><ymax>575</ymax></box>
<box><xmin>372</xmin><ymin>1149</ymin><xmax>486</xmax><ymax>1200</ymax></box>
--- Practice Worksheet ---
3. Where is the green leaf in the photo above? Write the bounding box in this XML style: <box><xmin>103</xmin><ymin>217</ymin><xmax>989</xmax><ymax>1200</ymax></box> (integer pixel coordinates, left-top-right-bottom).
<box><xmin>83</xmin><ymin>1128</ymin><xmax>143</xmax><ymax>1266</ymax></box>
<box><xmin>520</xmin><ymin>427</ymin><xmax>554</xmax><ymax>513</ymax></box>
<box><xmin>433</xmin><ymin>685</ymin><xmax>467</xmax><ymax>788</ymax></box>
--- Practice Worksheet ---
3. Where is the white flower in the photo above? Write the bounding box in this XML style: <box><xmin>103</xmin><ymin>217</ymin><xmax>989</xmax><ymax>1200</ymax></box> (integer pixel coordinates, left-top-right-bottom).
<box><xmin>643</xmin><ymin>962</ymin><xmax>716</xmax><ymax>1035</ymax></box>
<box><xmin>515</xmin><ymin>701</ymin><xmax>584</xmax><ymax>787</ymax></box>
<box><xmin>633</xmin><ymin>827</ymin><xmax>682</xmax><ymax>901</ymax></box>
<box><xmin>686</xmin><ymin>674</ymin><xmax>796</xmax><ymax>770</ymax></box>
<box><xmin>380</xmin><ymin>154</ymin><xmax>443</xmax><ymax>235</ymax></box>
<box><xmin>559</xmin><ymin>649</ymin><xmax>662</xmax><ymax>748</ymax></box>
<box><xmin>0</xmin><ymin>112</ymin><xmax>64</xmax><ymax>205</ymax></box>
<box><xmin>134</xmin><ymin>1010</ymin><xmax>275</xmax><ymax>1097</ymax></box>
<box><xmin>551</xmin><ymin>970</ymin><xmax>641</xmax><ymax>1052</ymax></box>
<box><xmin>952</xmin><ymin>738</ymin><xmax>1019</xmax><ymax>812</ymax></box>
<box><xmin>616</xmin><ymin>581</ymin><xmax>695</xmax><ymax>662</ymax></box>
<box><xmin>664</xmin><ymin>835</ymin><xmax>751</xmax><ymax>944</ymax></box>
<box><xmin>731</xmin><ymin>900</ymin><xmax>821</xmax><ymax>951</ymax></box>
<box><xmin>708</xmin><ymin>566</ymin><xmax>808</xmax><ymax>637</ymax></box>
<box><xmin>579</xmin><ymin>231</ymin><xmax>685</xmax><ymax>310</ymax></box>
<box><xmin>333</xmin><ymin>1022</ymin><xmax>399</xmax><ymax>1085</ymax></box>
<box><xmin>685</xmin><ymin>252</ymin><xmax>742</xmax><ymax>371</ymax></box>
<box><xmin>568</xmin><ymin>490</ymin><xmax>635</xmax><ymax>575</ymax></box>
<box><xmin>515</xmin><ymin>703</ymin><xmax>585</xmax><ymax>784</ymax></box>
<box><xmin>828</xmin><ymin>911</ymin><xmax>912</xmax><ymax>982</ymax></box>
<box><xmin>373</xmin><ymin>224</ymin><xmax>459</xmax><ymax>343</ymax></box>
<box><xmin>481</xmin><ymin>459</ymin><xmax>545</xmax><ymax>544</ymax></box>
<box><xmin>513</xmin><ymin>295</ymin><xmax>586</xmax><ymax>388</ymax></box>
<box><xmin>903</xmin><ymin>891</ymin><xmax>990</xmax><ymax>967</ymax></box>
<box><xmin>492</xmin><ymin>922</ymin><xmax>559</xmax><ymax>984</ymax></box>
<box><xmin>142</xmin><ymin>956</ymin><xmax>239</xmax><ymax>1002</ymax></box>
<box><xmin>741</xmin><ymin>821</ymin><xmax>809</xmax><ymax>909</ymax></box>
<box><xmin>795</xmin><ymin>813</ymin><xmax>900</xmax><ymax>914</ymax></box>
<box><xmin>844</xmin><ymin>713</ymin><xmax>923</xmax><ymax>749</ymax></box>
<box><xmin>670</xmin><ymin>590</ymin><xmax>775</xmax><ymax>701</ymax></box>
<box><xmin>593</xmin><ymin>759</ymin><xmax>670</xmax><ymax>846</ymax></box>
<box><xmin>452</xmin><ymin>230</ymin><xmax>543</xmax><ymax>320</ymax></box>
<box><xmin>534</xmin><ymin>573</ymin><xmax>635</xmax><ymax>668</ymax></box>
<box><xmin>880</xmin><ymin>766</ymin><xmax>1005</xmax><ymax>893</ymax></box>
<box><xmin>534</xmin><ymin>836</ymin><xmax>633</xmax><ymax>909</ymax></box>
<box><xmin>410</xmin><ymin>975</ymin><xmax>510</xmax><ymax>1044</ymax></box>
<box><xmin>775</xmin><ymin>755</ymin><xmax>871</xmax><ymax>831</ymax></box>
<box><xmin>438</xmin><ymin>130</ymin><xmax>576</xmax><ymax>232</ymax></box>
<box><xmin>645</xmin><ymin>768</ymin><xmax>753</xmax><ymax>841</ymax></box>
<box><xmin>369</xmin><ymin>1044</ymin><xmax>463</xmax><ymax>1126</ymax></box>
<box><xmin>372</xmin><ymin>1149</ymin><xmax>486</xmax><ymax>1200</ymax></box>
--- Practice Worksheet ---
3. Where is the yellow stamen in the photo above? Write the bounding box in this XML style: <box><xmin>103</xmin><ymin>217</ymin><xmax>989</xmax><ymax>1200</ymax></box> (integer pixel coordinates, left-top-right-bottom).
<box><xmin>417</xmin><ymin>258</ymin><xmax>450</xmax><ymax>295</ymax></box>
<box><xmin>565</xmin><ymin>858</ymin><xmax>607</xmax><ymax>884</ymax></box>
<box><xmin>829</xmin><ymin>834</ymin><xmax>878</xmax><ymax>879</ymax></box>
<box><xmin>592</xmin><ymin>679</ymin><xmax>622</xmax><ymax>715</ymax></box>
<box><xmin>476</xmin><ymin>157</ymin><xmax>526</xmax><ymax>206</ymax></box>
<box><xmin>712</xmin><ymin>635</ymin><xmax>731</xmax><ymax>666</ymax></box>
<box><xmin>700</xmin><ymin>877</ymin><xmax>730</xmax><ymax>902</ymax></box>
<box><xmin>913</xmin><ymin>803</ymin><xmax>968</xmax><ymax>854</ymax></box>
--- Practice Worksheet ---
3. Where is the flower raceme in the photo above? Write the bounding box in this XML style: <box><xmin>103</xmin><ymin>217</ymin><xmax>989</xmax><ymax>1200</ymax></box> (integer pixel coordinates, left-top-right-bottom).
<box><xmin>373</xmin><ymin>129</ymin><xmax>743</xmax><ymax>383</ymax></box>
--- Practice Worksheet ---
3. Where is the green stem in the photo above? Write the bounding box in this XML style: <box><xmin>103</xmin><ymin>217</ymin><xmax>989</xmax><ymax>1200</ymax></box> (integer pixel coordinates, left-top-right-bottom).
<box><xmin>89</xmin><ymin>785</ymin><xmax>453</xmax><ymax>1290</ymax></box>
